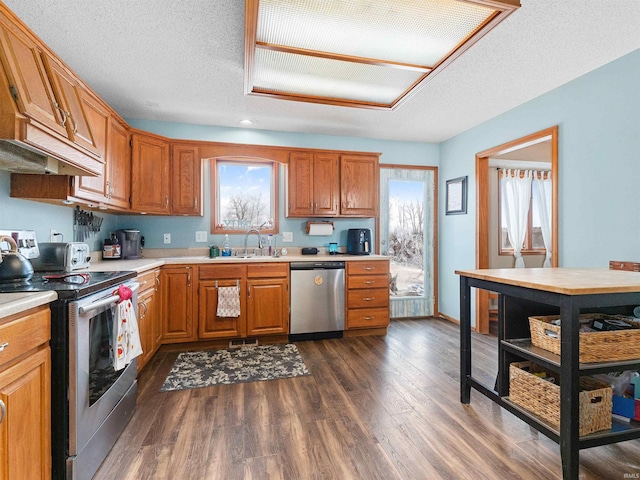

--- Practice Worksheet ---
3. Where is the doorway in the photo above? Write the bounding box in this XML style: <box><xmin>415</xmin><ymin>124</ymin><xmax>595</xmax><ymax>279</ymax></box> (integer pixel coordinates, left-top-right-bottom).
<box><xmin>475</xmin><ymin>126</ymin><xmax>559</xmax><ymax>333</ymax></box>
<box><xmin>378</xmin><ymin>165</ymin><xmax>437</xmax><ymax>318</ymax></box>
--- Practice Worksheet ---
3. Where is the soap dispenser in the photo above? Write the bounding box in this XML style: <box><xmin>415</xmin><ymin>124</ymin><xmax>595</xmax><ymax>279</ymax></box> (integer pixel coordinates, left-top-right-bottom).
<box><xmin>222</xmin><ymin>234</ymin><xmax>232</xmax><ymax>256</ymax></box>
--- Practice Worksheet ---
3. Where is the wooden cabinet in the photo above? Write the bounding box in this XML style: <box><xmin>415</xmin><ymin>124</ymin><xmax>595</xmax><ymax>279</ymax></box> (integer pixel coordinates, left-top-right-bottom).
<box><xmin>340</xmin><ymin>155</ymin><xmax>379</xmax><ymax>217</ymax></box>
<box><xmin>198</xmin><ymin>264</ymin><xmax>246</xmax><ymax>339</ymax></box>
<box><xmin>287</xmin><ymin>151</ymin><xmax>339</xmax><ymax>217</ymax></box>
<box><xmin>160</xmin><ymin>266</ymin><xmax>196</xmax><ymax>343</ymax></box>
<box><xmin>171</xmin><ymin>143</ymin><xmax>202</xmax><ymax>216</ymax></box>
<box><xmin>104</xmin><ymin>117</ymin><xmax>131</xmax><ymax>209</ymax></box>
<box><xmin>0</xmin><ymin>11</ymin><xmax>103</xmax><ymax>176</ymax></box>
<box><xmin>0</xmin><ymin>306</ymin><xmax>51</xmax><ymax>480</ymax></box>
<box><xmin>346</xmin><ymin>260</ymin><xmax>390</xmax><ymax>330</ymax></box>
<box><xmin>131</xmin><ymin>132</ymin><xmax>170</xmax><ymax>214</ymax></box>
<box><xmin>246</xmin><ymin>263</ymin><xmax>289</xmax><ymax>336</ymax></box>
<box><xmin>137</xmin><ymin>269</ymin><xmax>160</xmax><ymax>371</ymax></box>
<box><xmin>287</xmin><ymin>151</ymin><xmax>379</xmax><ymax>218</ymax></box>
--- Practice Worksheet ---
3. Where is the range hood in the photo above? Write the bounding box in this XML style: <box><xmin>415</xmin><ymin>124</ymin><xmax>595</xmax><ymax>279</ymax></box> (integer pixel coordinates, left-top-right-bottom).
<box><xmin>0</xmin><ymin>140</ymin><xmax>94</xmax><ymax>176</ymax></box>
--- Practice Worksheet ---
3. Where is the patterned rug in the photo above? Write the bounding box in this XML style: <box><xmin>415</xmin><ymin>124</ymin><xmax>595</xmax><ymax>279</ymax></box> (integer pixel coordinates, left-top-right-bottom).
<box><xmin>159</xmin><ymin>344</ymin><xmax>310</xmax><ymax>392</ymax></box>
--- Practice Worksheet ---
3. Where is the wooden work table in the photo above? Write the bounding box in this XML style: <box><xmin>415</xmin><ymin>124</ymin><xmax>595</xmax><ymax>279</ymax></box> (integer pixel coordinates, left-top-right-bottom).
<box><xmin>456</xmin><ymin>268</ymin><xmax>640</xmax><ymax>480</ymax></box>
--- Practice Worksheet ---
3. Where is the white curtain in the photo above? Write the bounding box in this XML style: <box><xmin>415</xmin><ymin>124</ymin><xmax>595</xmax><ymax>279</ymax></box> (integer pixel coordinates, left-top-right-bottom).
<box><xmin>534</xmin><ymin>171</ymin><xmax>553</xmax><ymax>267</ymax></box>
<box><xmin>501</xmin><ymin>169</ymin><xmax>532</xmax><ymax>268</ymax></box>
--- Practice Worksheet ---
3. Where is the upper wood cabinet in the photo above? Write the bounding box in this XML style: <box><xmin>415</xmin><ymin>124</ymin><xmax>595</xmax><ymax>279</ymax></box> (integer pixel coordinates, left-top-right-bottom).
<box><xmin>340</xmin><ymin>154</ymin><xmax>379</xmax><ymax>217</ymax></box>
<box><xmin>171</xmin><ymin>143</ymin><xmax>202</xmax><ymax>216</ymax></box>
<box><xmin>131</xmin><ymin>132</ymin><xmax>170</xmax><ymax>214</ymax></box>
<box><xmin>287</xmin><ymin>151</ymin><xmax>339</xmax><ymax>217</ymax></box>
<box><xmin>287</xmin><ymin>151</ymin><xmax>379</xmax><ymax>218</ymax></box>
<box><xmin>0</xmin><ymin>11</ymin><xmax>103</xmax><ymax>175</ymax></box>
<box><xmin>104</xmin><ymin>117</ymin><xmax>131</xmax><ymax>209</ymax></box>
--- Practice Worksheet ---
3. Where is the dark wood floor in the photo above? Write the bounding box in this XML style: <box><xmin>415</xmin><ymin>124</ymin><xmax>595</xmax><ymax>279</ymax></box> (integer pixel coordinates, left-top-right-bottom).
<box><xmin>94</xmin><ymin>318</ymin><xmax>640</xmax><ymax>479</ymax></box>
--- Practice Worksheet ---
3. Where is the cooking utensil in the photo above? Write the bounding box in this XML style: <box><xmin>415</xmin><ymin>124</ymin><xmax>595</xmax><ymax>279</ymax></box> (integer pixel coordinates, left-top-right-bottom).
<box><xmin>0</xmin><ymin>236</ymin><xmax>34</xmax><ymax>283</ymax></box>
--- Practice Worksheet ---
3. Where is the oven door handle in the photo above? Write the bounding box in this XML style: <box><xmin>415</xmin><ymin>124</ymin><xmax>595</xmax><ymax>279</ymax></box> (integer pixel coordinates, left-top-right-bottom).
<box><xmin>78</xmin><ymin>295</ymin><xmax>121</xmax><ymax>315</ymax></box>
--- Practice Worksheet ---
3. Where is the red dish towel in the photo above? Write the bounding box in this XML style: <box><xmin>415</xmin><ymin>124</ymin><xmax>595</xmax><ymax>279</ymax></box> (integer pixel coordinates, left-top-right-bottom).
<box><xmin>113</xmin><ymin>285</ymin><xmax>142</xmax><ymax>371</ymax></box>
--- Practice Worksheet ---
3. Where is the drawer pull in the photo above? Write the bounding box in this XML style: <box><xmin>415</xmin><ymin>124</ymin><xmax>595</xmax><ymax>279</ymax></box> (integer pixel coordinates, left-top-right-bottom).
<box><xmin>0</xmin><ymin>342</ymin><xmax>8</xmax><ymax>352</ymax></box>
<box><xmin>0</xmin><ymin>399</ymin><xmax>5</xmax><ymax>423</ymax></box>
<box><xmin>364</xmin><ymin>281</ymin><xmax>374</xmax><ymax>284</ymax></box>
<box><xmin>363</xmin><ymin>267</ymin><xmax>374</xmax><ymax>271</ymax></box>
<box><xmin>364</xmin><ymin>316</ymin><xmax>375</xmax><ymax>320</ymax></box>
<box><xmin>363</xmin><ymin>297</ymin><xmax>374</xmax><ymax>301</ymax></box>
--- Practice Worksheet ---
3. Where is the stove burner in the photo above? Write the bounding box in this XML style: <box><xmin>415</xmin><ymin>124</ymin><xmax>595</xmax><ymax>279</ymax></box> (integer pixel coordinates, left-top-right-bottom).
<box><xmin>43</xmin><ymin>273</ymin><xmax>90</xmax><ymax>284</ymax></box>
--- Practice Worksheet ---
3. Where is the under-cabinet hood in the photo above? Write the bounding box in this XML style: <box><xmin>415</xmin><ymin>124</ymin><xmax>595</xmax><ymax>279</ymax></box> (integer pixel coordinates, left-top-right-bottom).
<box><xmin>0</xmin><ymin>140</ymin><xmax>93</xmax><ymax>175</ymax></box>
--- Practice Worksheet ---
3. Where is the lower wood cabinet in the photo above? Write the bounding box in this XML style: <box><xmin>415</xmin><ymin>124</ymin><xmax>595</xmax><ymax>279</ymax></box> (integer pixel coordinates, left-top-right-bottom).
<box><xmin>0</xmin><ymin>306</ymin><xmax>51</xmax><ymax>480</ymax></box>
<box><xmin>137</xmin><ymin>268</ymin><xmax>160</xmax><ymax>371</ymax></box>
<box><xmin>160</xmin><ymin>266</ymin><xmax>196</xmax><ymax>343</ymax></box>
<box><xmin>346</xmin><ymin>260</ymin><xmax>390</xmax><ymax>330</ymax></box>
<box><xmin>246</xmin><ymin>263</ymin><xmax>289</xmax><ymax>336</ymax></box>
<box><xmin>198</xmin><ymin>264</ymin><xmax>247</xmax><ymax>339</ymax></box>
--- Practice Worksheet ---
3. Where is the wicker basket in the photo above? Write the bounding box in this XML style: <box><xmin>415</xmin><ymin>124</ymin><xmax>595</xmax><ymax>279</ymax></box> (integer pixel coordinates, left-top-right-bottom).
<box><xmin>509</xmin><ymin>361</ymin><xmax>612</xmax><ymax>436</ymax></box>
<box><xmin>529</xmin><ymin>314</ymin><xmax>640</xmax><ymax>363</ymax></box>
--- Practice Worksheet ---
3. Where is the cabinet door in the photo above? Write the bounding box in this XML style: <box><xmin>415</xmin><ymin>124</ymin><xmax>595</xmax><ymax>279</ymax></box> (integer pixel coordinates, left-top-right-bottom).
<box><xmin>41</xmin><ymin>54</ymin><xmax>100</xmax><ymax>157</ymax></box>
<box><xmin>131</xmin><ymin>133</ymin><xmax>170</xmax><ymax>213</ymax></box>
<box><xmin>137</xmin><ymin>287</ymin><xmax>154</xmax><ymax>371</ymax></box>
<box><xmin>313</xmin><ymin>153</ymin><xmax>339</xmax><ymax>216</ymax></box>
<box><xmin>340</xmin><ymin>154</ymin><xmax>379</xmax><ymax>217</ymax></box>
<box><xmin>160</xmin><ymin>267</ymin><xmax>195</xmax><ymax>342</ymax></box>
<box><xmin>152</xmin><ymin>271</ymin><xmax>163</xmax><ymax>349</ymax></box>
<box><xmin>0</xmin><ymin>22</ymin><xmax>66</xmax><ymax>136</ymax></box>
<box><xmin>287</xmin><ymin>151</ymin><xmax>314</xmax><ymax>216</ymax></box>
<box><xmin>106</xmin><ymin>117</ymin><xmax>131</xmax><ymax>209</ymax></box>
<box><xmin>0</xmin><ymin>347</ymin><xmax>51</xmax><ymax>480</ymax></box>
<box><xmin>171</xmin><ymin>144</ymin><xmax>202</xmax><ymax>215</ymax></box>
<box><xmin>246</xmin><ymin>278</ymin><xmax>289</xmax><ymax>336</ymax></box>
<box><xmin>199</xmin><ymin>280</ymin><xmax>246</xmax><ymax>339</ymax></box>
<box><xmin>73</xmin><ymin>95</ymin><xmax>108</xmax><ymax>202</ymax></box>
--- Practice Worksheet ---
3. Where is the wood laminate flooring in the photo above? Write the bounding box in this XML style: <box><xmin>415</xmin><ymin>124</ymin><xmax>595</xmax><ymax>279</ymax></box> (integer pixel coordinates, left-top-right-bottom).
<box><xmin>94</xmin><ymin>318</ymin><xmax>640</xmax><ymax>479</ymax></box>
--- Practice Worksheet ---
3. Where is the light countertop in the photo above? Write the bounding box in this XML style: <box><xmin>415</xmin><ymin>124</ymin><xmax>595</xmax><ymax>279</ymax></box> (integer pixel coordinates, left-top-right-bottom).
<box><xmin>0</xmin><ymin>291</ymin><xmax>57</xmax><ymax>320</ymax></box>
<box><xmin>456</xmin><ymin>267</ymin><xmax>640</xmax><ymax>295</ymax></box>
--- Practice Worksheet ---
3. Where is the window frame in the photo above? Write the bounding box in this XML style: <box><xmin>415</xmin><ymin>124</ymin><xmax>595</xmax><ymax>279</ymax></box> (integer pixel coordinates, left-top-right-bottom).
<box><xmin>210</xmin><ymin>157</ymin><xmax>279</xmax><ymax>235</ymax></box>
<box><xmin>497</xmin><ymin>169</ymin><xmax>548</xmax><ymax>256</ymax></box>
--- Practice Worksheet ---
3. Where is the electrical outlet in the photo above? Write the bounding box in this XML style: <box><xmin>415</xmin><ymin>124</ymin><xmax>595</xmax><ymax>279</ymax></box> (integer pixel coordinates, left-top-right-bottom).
<box><xmin>163</xmin><ymin>233</ymin><xmax>171</xmax><ymax>244</ymax></box>
<box><xmin>195</xmin><ymin>231</ymin><xmax>208</xmax><ymax>242</ymax></box>
<box><xmin>282</xmin><ymin>232</ymin><xmax>293</xmax><ymax>243</ymax></box>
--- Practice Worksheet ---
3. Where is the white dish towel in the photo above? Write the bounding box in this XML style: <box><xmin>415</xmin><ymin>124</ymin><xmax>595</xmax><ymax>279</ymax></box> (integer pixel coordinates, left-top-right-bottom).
<box><xmin>113</xmin><ymin>285</ymin><xmax>143</xmax><ymax>371</ymax></box>
<box><xmin>217</xmin><ymin>285</ymin><xmax>241</xmax><ymax>317</ymax></box>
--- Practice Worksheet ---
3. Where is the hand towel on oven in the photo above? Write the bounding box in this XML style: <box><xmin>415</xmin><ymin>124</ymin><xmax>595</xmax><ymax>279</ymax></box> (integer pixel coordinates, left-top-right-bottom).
<box><xmin>113</xmin><ymin>284</ymin><xmax>142</xmax><ymax>371</ymax></box>
<box><xmin>216</xmin><ymin>285</ymin><xmax>241</xmax><ymax>317</ymax></box>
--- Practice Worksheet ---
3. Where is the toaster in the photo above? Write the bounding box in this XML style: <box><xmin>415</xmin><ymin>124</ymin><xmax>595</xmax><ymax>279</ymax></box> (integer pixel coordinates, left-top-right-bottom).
<box><xmin>31</xmin><ymin>242</ymin><xmax>91</xmax><ymax>272</ymax></box>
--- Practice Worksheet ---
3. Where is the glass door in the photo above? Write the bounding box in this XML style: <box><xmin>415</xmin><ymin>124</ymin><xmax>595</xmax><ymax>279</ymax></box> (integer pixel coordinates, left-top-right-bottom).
<box><xmin>380</xmin><ymin>167</ymin><xmax>436</xmax><ymax>318</ymax></box>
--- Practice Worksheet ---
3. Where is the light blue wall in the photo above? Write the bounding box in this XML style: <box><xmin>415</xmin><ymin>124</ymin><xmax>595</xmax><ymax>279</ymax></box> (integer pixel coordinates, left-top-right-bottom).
<box><xmin>121</xmin><ymin>121</ymin><xmax>439</xmax><ymax>250</ymax></box>
<box><xmin>438</xmin><ymin>49</ymin><xmax>640</xmax><ymax>322</ymax></box>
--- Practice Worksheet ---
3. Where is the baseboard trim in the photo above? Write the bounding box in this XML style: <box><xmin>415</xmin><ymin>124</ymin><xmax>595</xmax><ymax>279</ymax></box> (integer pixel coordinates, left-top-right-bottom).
<box><xmin>438</xmin><ymin>312</ymin><xmax>477</xmax><ymax>333</ymax></box>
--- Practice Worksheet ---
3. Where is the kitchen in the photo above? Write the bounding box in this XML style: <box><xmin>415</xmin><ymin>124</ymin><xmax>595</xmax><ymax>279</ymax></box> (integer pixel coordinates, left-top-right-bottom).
<box><xmin>1</xmin><ymin>1</ymin><xmax>640</xmax><ymax>479</ymax></box>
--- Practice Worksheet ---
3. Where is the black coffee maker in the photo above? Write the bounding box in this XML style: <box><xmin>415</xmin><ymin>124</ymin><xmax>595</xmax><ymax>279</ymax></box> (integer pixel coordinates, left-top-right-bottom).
<box><xmin>114</xmin><ymin>229</ymin><xmax>143</xmax><ymax>259</ymax></box>
<box><xmin>346</xmin><ymin>228</ymin><xmax>372</xmax><ymax>255</ymax></box>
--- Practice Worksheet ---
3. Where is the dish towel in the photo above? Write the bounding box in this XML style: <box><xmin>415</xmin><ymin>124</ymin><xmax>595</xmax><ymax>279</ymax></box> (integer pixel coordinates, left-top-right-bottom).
<box><xmin>217</xmin><ymin>285</ymin><xmax>241</xmax><ymax>317</ymax></box>
<box><xmin>113</xmin><ymin>285</ymin><xmax>143</xmax><ymax>371</ymax></box>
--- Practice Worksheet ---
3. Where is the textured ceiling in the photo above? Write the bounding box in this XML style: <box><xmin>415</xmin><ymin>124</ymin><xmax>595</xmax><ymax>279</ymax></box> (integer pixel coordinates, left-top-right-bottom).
<box><xmin>4</xmin><ymin>0</ymin><xmax>639</xmax><ymax>143</ymax></box>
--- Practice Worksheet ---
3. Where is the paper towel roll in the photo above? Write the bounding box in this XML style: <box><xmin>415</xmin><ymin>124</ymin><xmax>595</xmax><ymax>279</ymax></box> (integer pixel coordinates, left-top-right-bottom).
<box><xmin>307</xmin><ymin>222</ymin><xmax>334</xmax><ymax>236</ymax></box>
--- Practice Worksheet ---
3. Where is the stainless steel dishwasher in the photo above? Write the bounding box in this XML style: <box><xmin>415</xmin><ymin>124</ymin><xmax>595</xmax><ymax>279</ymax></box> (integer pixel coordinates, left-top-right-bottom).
<box><xmin>289</xmin><ymin>261</ymin><xmax>345</xmax><ymax>340</ymax></box>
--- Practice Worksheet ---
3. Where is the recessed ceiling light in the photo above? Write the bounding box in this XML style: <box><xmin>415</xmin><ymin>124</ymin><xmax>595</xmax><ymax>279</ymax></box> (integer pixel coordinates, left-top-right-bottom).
<box><xmin>240</xmin><ymin>119</ymin><xmax>254</xmax><ymax>126</ymax></box>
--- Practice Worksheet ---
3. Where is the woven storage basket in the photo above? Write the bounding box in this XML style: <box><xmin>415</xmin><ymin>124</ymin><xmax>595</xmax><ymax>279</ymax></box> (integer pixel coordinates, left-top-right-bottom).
<box><xmin>529</xmin><ymin>314</ymin><xmax>640</xmax><ymax>363</ymax></box>
<box><xmin>509</xmin><ymin>361</ymin><xmax>612</xmax><ymax>436</ymax></box>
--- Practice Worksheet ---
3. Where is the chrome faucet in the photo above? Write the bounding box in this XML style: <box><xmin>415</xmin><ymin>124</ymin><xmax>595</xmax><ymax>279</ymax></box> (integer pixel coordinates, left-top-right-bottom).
<box><xmin>244</xmin><ymin>228</ymin><xmax>262</xmax><ymax>255</ymax></box>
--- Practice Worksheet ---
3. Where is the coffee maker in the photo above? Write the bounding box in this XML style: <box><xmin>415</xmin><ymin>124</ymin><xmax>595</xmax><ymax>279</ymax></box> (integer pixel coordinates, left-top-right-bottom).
<box><xmin>114</xmin><ymin>229</ymin><xmax>143</xmax><ymax>259</ymax></box>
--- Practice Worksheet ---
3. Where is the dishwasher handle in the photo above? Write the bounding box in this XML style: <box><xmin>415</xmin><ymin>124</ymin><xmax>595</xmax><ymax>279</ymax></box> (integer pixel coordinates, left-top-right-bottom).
<box><xmin>290</xmin><ymin>261</ymin><xmax>345</xmax><ymax>270</ymax></box>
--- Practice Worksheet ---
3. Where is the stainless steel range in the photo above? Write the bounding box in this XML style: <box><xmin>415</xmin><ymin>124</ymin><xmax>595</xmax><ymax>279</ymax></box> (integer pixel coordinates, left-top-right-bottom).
<box><xmin>0</xmin><ymin>230</ymin><xmax>139</xmax><ymax>479</ymax></box>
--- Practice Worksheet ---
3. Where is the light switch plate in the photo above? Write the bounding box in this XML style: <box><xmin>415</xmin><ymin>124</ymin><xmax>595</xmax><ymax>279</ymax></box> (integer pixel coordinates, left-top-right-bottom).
<box><xmin>195</xmin><ymin>231</ymin><xmax>208</xmax><ymax>242</ymax></box>
<box><xmin>163</xmin><ymin>233</ymin><xmax>171</xmax><ymax>244</ymax></box>
<box><xmin>282</xmin><ymin>232</ymin><xmax>293</xmax><ymax>243</ymax></box>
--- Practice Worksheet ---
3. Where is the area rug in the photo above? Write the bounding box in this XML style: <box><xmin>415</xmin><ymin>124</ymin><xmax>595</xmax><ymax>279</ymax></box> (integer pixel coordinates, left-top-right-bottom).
<box><xmin>159</xmin><ymin>344</ymin><xmax>310</xmax><ymax>392</ymax></box>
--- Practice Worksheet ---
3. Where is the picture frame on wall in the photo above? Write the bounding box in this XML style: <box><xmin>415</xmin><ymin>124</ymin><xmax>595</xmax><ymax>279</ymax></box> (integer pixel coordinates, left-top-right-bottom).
<box><xmin>446</xmin><ymin>176</ymin><xmax>467</xmax><ymax>215</ymax></box>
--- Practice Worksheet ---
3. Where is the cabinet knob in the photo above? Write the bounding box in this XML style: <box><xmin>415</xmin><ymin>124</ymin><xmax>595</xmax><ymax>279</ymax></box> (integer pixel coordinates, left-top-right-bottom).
<box><xmin>0</xmin><ymin>342</ymin><xmax>8</xmax><ymax>352</ymax></box>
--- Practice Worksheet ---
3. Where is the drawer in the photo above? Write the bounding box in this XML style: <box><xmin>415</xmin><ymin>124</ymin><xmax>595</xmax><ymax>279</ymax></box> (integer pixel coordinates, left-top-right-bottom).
<box><xmin>347</xmin><ymin>260</ymin><xmax>389</xmax><ymax>276</ymax></box>
<box><xmin>347</xmin><ymin>307</ymin><xmax>390</xmax><ymax>329</ymax></box>
<box><xmin>137</xmin><ymin>269</ymin><xmax>159</xmax><ymax>293</ymax></box>
<box><xmin>609</xmin><ymin>260</ymin><xmax>640</xmax><ymax>272</ymax></box>
<box><xmin>199</xmin><ymin>264</ymin><xmax>245</xmax><ymax>280</ymax></box>
<box><xmin>0</xmin><ymin>307</ymin><xmax>50</xmax><ymax>368</ymax></box>
<box><xmin>347</xmin><ymin>274</ymin><xmax>388</xmax><ymax>290</ymax></box>
<box><xmin>247</xmin><ymin>262</ymin><xmax>288</xmax><ymax>278</ymax></box>
<box><xmin>347</xmin><ymin>288</ymin><xmax>389</xmax><ymax>309</ymax></box>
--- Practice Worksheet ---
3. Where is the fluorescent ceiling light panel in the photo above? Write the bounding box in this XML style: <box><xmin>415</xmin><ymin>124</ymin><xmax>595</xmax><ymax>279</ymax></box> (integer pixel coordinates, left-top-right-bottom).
<box><xmin>245</xmin><ymin>0</ymin><xmax>520</xmax><ymax>109</ymax></box>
